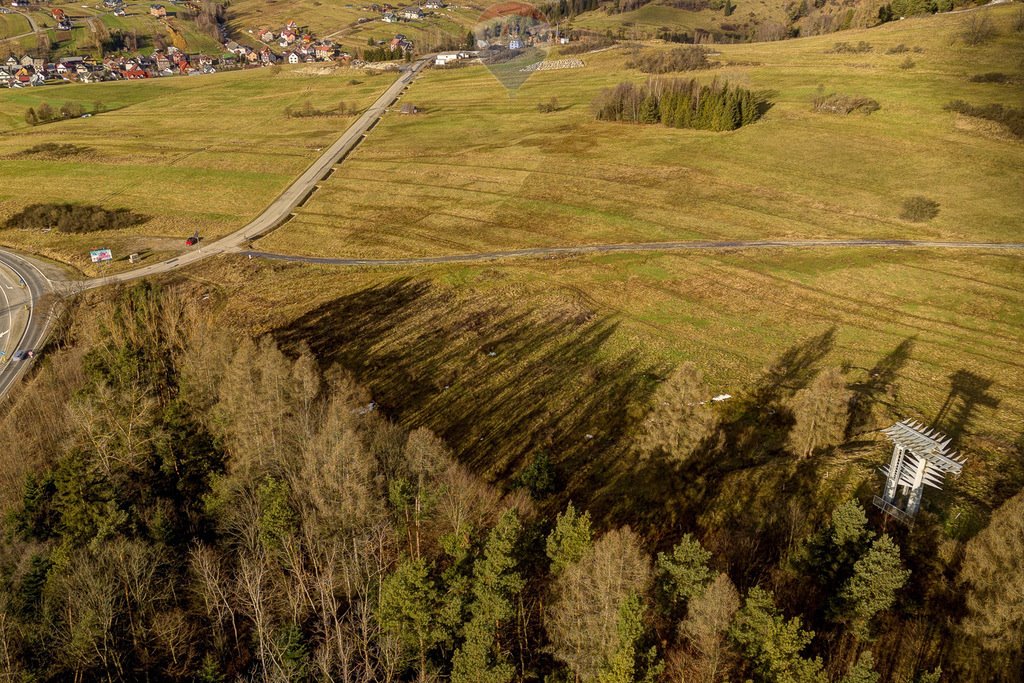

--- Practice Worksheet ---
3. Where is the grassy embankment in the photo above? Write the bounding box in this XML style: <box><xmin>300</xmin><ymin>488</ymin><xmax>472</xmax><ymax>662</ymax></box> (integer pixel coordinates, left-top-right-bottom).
<box><xmin>0</xmin><ymin>65</ymin><xmax>399</xmax><ymax>273</ymax></box>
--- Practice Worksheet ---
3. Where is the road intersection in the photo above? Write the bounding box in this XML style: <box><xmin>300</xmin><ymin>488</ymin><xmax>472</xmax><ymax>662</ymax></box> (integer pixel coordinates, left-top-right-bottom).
<box><xmin>0</xmin><ymin>55</ymin><xmax>1021</xmax><ymax>403</ymax></box>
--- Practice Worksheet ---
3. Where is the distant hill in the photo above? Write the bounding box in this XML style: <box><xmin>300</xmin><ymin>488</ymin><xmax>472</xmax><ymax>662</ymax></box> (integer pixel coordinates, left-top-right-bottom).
<box><xmin>559</xmin><ymin>0</ymin><xmax>987</xmax><ymax>42</ymax></box>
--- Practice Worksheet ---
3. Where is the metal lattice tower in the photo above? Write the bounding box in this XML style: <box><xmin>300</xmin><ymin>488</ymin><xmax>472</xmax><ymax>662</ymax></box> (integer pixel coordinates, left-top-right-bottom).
<box><xmin>873</xmin><ymin>419</ymin><xmax>966</xmax><ymax>523</ymax></box>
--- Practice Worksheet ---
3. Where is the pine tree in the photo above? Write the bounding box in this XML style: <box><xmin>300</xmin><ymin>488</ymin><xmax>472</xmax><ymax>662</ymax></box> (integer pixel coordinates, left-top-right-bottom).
<box><xmin>379</xmin><ymin>558</ymin><xmax>444</xmax><ymax>681</ymax></box>
<box><xmin>657</xmin><ymin>533</ymin><xmax>713</xmax><ymax>608</ymax></box>
<box><xmin>546</xmin><ymin>502</ymin><xmax>593</xmax><ymax>575</ymax></box>
<box><xmin>451</xmin><ymin>510</ymin><xmax>523</xmax><ymax>683</ymax></box>
<box><xmin>843</xmin><ymin>651</ymin><xmax>880</xmax><ymax>683</ymax></box>
<box><xmin>729</xmin><ymin>587</ymin><xmax>825</xmax><ymax>683</ymax></box>
<box><xmin>833</xmin><ymin>535</ymin><xmax>910</xmax><ymax>638</ymax></box>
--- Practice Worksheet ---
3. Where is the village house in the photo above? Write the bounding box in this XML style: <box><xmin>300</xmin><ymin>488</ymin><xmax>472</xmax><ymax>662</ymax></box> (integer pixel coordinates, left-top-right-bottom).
<box><xmin>381</xmin><ymin>12</ymin><xmax>398</xmax><ymax>23</ymax></box>
<box><xmin>114</xmin><ymin>7</ymin><xmax>125</xmax><ymax>15</ymax></box>
<box><xmin>257</xmin><ymin>28</ymin><xmax>274</xmax><ymax>42</ymax></box>
<box><xmin>279</xmin><ymin>28</ymin><xmax>297</xmax><ymax>46</ymax></box>
<box><xmin>314</xmin><ymin>42</ymin><xmax>335</xmax><ymax>60</ymax></box>
<box><xmin>121</xmin><ymin>63</ymin><xmax>148</xmax><ymax>79</ymax></box>
<box><xmin>400</xmin><ymin>6</ymin><xmax>424</xmax><ymax>19</ymax></box>
<box><xmin>153</xmin><ymin>52</ymin><xmax>172</xmax><ymax>71</ymax></box>
<box><xmin>434</xmin><ymin>50</ymin><xmax>470</xmax><ymax>66</ymax></box>
<box><xmin>423</xmin><ymin>0</ymin><xmax>444</xmax><ymax>8</ymax></box>
<box><xmin>149</xmin><ymin>4</ymin><xmax>167</xmax><ymax>17</ymax></box>
<box><xmin>285</xmin><ymin>51</ymin><xmax>300</xmax><ymax>64</ymax></box>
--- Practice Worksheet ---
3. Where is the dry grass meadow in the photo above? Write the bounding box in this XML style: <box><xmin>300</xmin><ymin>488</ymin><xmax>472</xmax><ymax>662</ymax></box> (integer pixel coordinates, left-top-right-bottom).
<box><xmin>255</xmin><ymin>5</ymin><xmax>1024</xmax><ymax>259</ymax></box>
<box><xmin>0</xmin><ymin>65</ymin><xmax>398</xmax><ymax>273</ymax></box>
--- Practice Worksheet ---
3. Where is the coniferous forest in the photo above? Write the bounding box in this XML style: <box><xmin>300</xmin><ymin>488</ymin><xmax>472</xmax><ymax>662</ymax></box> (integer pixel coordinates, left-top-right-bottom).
<box><xmin>593</xmin><ymin>78</ymin><xmax>763</xmax><ymax>131</ymax></box>
<box><xmin>0</xmin><ymin>283</ymin><xmax>1020</xmax><ymax>682</ymax></box>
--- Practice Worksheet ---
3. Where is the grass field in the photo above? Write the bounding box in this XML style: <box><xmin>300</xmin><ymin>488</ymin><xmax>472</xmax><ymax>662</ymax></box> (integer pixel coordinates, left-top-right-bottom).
<box><xmin>188</xmin><ymin>243</ymin><xmax>1024</xmax><ymax>538</ymax></box>
<box><xmin>0</xmin><ymin>66</ymin><xmax>398</xmax><ymax>273</ymax></box>
<box><xmin>0</xmin><ymin>13</ymin><xmax>32</xmax><ymax>40</ymax></box>
<box><xmin>254</xmin><ymin>5</ymin><xmax>1024</xmax><ymax>261</ymax></box>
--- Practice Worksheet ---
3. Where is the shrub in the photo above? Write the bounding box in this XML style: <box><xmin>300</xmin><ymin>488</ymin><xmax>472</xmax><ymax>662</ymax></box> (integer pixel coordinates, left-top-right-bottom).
<box><xmin>960</xmin><ymin>13</ymin><xmax>997</xmax><ymax>46</ymax></box>
<box><xmin>899</xmin><ymin>56</ymin><xmax>915</xmax><ymax>70</ymax></box>
<box><xmin>900</xmin><ymin>196</ymin><xmax>939</xmax><ymax>222</ymax></box>
<box><xmin>828</xmin><ymin>41</ymin><xmax>872</xmax><ymax>54</ymax></box>
<box><xmin>3</xmin><ymin>203</ymin><xmax>147</xmax><ymax>233</ymax></box>
<box><xmin>969</xmin><ymin>72</ymin><xmax>1009</xmax><ymax>83</ymax></box>
<box><xmin>885</xmin><ymin>43</ymin><xmax>910</xmax><ymax>54</ymax></box>
<box><xmin>812</xmin><ymin>94</ymin><xmax>880</xmax><ymax>115</ymax></box>
<box><xmin>945</xmin><ymin>99</ymin><xmax>1024</xmax><ymax>139</ymax></box>
<box><xmin>627</xmin><ymin>46</ymin><xmax>712</xmax><ymax>73</ymax></box>
<box><xmin>18</xmin><ymin>143</ymin><xmax>91</xmax><ymax>158</ymax></box>
<box><xmin>537</xmin><ymin>97</ymin><xmax>560</xmax><ymax>113</ymax></box>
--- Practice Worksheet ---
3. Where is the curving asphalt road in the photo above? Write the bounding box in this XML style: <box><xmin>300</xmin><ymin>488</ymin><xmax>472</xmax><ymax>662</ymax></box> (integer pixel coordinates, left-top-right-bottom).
<box><xmin>0</xmin><ymin>250</ymin><xmax>55</xmax><ymax>401</ymax></box>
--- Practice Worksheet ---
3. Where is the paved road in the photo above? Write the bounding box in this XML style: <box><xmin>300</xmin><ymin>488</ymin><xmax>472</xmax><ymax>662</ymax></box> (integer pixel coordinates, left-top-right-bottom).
<box><xmin>241</xmin><ymin>239</ymin><xmax>1024</xmax><ymax>266</ymax></box>
<box><xmin>85</xmin><ymin>58</ymin><xmax>429</xmax><ymax>291</ymax></box>
<box><xmin>0</xmin><ymin>250</ymin><xmax>54</xmax><ymax>401</ymax></box>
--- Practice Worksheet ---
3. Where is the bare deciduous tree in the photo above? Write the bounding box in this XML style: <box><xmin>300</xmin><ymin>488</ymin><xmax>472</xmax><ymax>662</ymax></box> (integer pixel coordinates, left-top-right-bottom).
<box><xmin>787</xmin><ymin>368</ymin><xmax>851</xmax><ymax>459</ymax></box>
<box><xmin>638</xmin><ymin>363</ymin><xmax>717</xmax><ymax>463</ymax></box>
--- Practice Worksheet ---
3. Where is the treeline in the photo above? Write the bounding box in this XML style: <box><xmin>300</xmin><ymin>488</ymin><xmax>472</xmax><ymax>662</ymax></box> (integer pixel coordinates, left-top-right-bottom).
<box><xmin>362</xmin><ymin>46</ymin><xmax>409</xmax><ymax>62</ymax></box>
<box><xmin>594</xmin><ymin>78</ymin><xmax>763</xmax><ymax>131</ymax></box>
<box><xmin>0</xmin><ymin>284</ymin><xmax>921</xmax><ymax>681</ymax></box>
<box><xmin>945</xmin><ymin>99</ymin><xmax>1024</xmax><ymax>139</ymax></box>
<box><xmin>285</xmin><ymin>100</ymin><xmax>361</xmax><ymax>118</ymax></box>
<box><xmin>24</xmin><ymin>101</ymin><xmax>103</xmax><ymax>126</ymax></box>
<box><xmin>626</xmin><ymin>46</ymin><xmax>712</xmax><ymax>73</ymax></box>
<box><xmin>3</xmin><ymin>202</ymin><xmax>146</xmax><ymax>233</ymax></box>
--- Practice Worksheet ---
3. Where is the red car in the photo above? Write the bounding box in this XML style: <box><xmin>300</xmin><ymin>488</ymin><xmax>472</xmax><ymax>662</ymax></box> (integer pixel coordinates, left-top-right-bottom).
<box><xmin>185</xmin><ymin>236</ymin><xmax>198</xmax><ymax>246</ymax></box>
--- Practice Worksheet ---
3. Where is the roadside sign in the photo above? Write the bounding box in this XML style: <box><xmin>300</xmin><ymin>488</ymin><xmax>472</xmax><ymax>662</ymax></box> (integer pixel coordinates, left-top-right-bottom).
<box><xmin>90</xmin><ymin>249</ymin><xmax>113</xmax><ymax>263</ymax></box>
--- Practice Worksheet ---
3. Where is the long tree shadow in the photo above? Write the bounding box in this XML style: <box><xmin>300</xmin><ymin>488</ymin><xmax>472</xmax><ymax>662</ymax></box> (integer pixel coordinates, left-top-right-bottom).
<box><xmin>846</xmin><ymin>337</ymin><xmax>915</xmax><ymax>438</ymax></box>
<box><xmin>934</xmin><ymin>369</ymin><xmax>999</xmax><ymax>447</ymax></box>
<box><xmin>274</xmin><ymin>276</ymin><xmax>664</xmax><ymax>491</ymax></box>
<box><xmin>590</xmin><ymin>328</ymin><xmax>837</xmax><ymax>550</ymax></box>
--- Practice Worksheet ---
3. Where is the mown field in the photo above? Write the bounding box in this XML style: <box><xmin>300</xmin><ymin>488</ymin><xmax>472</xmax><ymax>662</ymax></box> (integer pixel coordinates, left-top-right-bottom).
<box><xmin>255</xmin><ymin>5</ymin><xmax>1024</xmax><ymax>260</ymax></box>
<box><xmin>0</xmin><ymin>66</ymin><xmax>399</xmax><ymax>273</ymax></box>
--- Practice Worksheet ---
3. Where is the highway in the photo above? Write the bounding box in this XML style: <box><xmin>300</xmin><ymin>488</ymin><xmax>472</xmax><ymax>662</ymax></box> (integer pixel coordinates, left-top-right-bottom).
<box><xmin>0</xmin><ymin>250</ymin><xmax>54</xmax><ymax>401</ymax></box>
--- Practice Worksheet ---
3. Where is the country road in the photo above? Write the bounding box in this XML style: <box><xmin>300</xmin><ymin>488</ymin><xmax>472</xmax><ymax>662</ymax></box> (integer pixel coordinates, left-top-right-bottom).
<box><xmin>241</xmin><ymin>239</ymin><xmax>1024</xmax><ymax>266</ymax></box>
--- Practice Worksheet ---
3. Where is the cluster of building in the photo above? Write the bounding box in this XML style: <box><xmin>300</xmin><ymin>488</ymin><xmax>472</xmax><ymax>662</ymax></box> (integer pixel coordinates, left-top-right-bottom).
<box><xmin>372</xmin><ymin>0</ymin><xmax>443</xmax><ymax>24</ymax></box>
<box><xmin>0</xmin><ymin>48</ymin><xmax>222</xmax><ymax>87</ymax></box>
<box><xmin>243</xmin><ymin>20</ymin><xmax>351</xmax><ymax>64</ymax></box>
